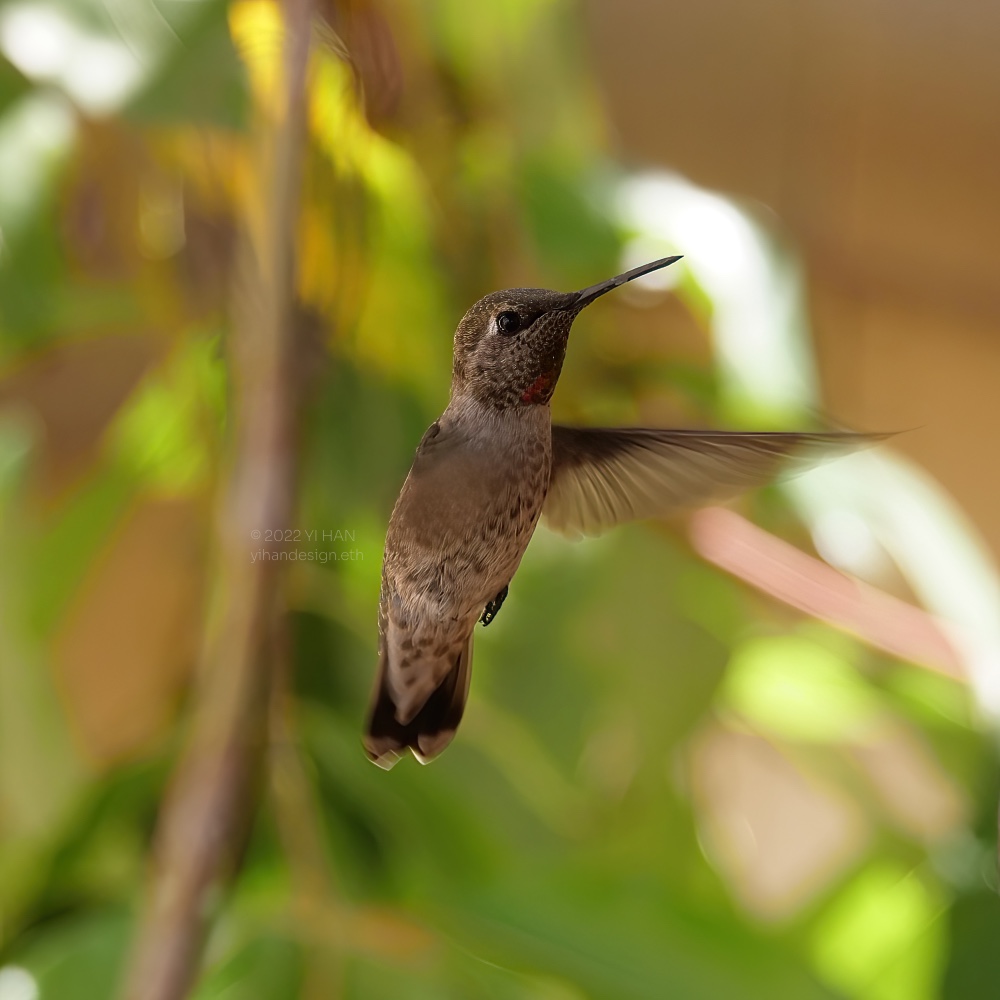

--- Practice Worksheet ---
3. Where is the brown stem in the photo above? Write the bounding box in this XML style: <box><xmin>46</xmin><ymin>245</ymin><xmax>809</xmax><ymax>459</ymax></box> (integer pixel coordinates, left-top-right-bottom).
<box><xmin>120</xmin><ymin>1</ymin><xmax>313</xmax><ymax>997</ymax></box>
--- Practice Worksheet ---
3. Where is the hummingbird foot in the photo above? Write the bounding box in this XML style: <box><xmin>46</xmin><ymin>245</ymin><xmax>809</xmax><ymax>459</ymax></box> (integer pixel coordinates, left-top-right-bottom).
<box><xmin>479</xmin><ymin>585</ymin><xmax>509</xmax><ymax>627</ymax></box>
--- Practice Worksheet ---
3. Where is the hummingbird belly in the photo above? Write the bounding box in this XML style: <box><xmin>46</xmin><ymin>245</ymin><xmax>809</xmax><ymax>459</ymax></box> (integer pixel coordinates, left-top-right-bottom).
<box><xmin>383</xmin><ymin>412</ymin><xmax>551</xmax><ymax>625</ymax></box>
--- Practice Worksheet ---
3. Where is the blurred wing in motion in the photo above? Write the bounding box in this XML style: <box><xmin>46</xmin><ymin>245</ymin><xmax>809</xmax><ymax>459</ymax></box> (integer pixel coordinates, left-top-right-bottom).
<box><xmin>544</xmin><ymin>426</ymin><xmax>888</xmax><ymax>538</ymax></box>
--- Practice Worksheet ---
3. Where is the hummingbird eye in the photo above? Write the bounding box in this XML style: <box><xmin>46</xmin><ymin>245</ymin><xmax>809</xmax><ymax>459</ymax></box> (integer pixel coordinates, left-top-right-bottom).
<box><xmin>496</xmin><ymin>310</ymin><xmax>521</xmax><ymax>335</ymax></box>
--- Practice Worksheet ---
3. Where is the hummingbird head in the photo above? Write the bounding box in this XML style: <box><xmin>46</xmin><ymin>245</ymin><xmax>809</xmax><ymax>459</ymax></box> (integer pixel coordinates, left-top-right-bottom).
<box><xmin>450</xmin><ymin>256</ymin><xmax>682</xmax><ymax>409</ymax></box>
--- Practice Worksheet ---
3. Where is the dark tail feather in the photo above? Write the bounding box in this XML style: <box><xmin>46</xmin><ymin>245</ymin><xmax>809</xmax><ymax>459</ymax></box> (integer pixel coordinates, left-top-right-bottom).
<box><xmin>363</xmin><ymin>636</ymin><xmax>473</xmax><ymax>769</ymax></box>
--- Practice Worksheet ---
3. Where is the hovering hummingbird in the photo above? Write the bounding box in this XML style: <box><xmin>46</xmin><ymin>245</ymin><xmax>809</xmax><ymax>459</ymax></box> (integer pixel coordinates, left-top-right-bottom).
<box><xmin>364</xmin><ymin>256</ymin><xmax>881</xmax><ymax>768</ymax></box>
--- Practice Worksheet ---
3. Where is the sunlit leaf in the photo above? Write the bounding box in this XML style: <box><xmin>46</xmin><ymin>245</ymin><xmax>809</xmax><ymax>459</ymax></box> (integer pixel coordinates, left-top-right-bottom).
<box><xmin>811</xmin><ymin>864</ymin><xmax>947</xmax><ymax>1000</ymax></box>
<box><xmin>720</xmin><ymin>634</ymin><xmax>885</xmax><ymax>743</ymax></box>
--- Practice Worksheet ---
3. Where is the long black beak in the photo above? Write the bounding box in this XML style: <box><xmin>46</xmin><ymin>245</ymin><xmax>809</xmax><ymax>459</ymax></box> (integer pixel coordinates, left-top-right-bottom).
<box><xmin>574</xmin><ymin>255</ymin><xmax>683</xmax><ymax>308</ymax></box>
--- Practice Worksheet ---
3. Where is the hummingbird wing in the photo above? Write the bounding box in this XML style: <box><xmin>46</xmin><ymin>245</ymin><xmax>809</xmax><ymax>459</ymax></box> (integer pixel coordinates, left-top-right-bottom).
<box><xmin>544</xmin><ymin>427</ymin><xmax>887</xmax><ymax>538</ymax></box>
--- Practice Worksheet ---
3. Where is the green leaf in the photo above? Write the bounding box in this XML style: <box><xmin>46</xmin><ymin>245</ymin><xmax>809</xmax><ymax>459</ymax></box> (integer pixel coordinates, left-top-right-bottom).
<box><xmin>941</xmin><ymin>891</ymin><xmax>1000</xmax><ymax>1000</ymax></box>
<box><xmin>720</xmin><ymin>635</ymin><xmax>884</xmax><ymax>743</ymax></box>
<box><xmin>195</xmin><ymin>933</ymin><xmax>303</xmax><ymax>1000</ymax></box>
<box><xmin>811</xmin><ymin>864</ymin><xmax>946</xmax><ymax>1000</ymax></box>
<box><xmin>0</xmin><ymin>54</ymin><xmax>30</xmax><ymax>117</ymax></box>
<box><xmin>126</xmin><ymin>0</ymin><xmax>249</xmax><ymax>128</ymax></box>
<box><xmin>12</xmin><ymin>909</ymin><xmax>131</xmax><ymax>1000</ymax></box>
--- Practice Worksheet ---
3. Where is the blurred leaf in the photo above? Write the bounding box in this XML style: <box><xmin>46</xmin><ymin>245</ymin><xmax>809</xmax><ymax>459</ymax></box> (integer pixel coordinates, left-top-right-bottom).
<box><xmin>0</xmin><ymin>415</ymin><xmax>89</xmax><ymax>920</ymax></box>
<box><xmin>302</xmin><ymin>703</ymin><xmax>500</xmax><ymax>899</ymax></box>
<box><xmin>292</xmin><ymin>610</ymin><xmax>371</xmax><ymax>720</ymax></box>
<box><xmin>23</xmin><ymin>759</ymin><xmax>167</xmax><ymax>922</ymax></box>
<box><xmin>127</xmin><ymin>0</ymin><xmax>249</xmax><ymax>128</ymax></box>
<box><xmin>0</xmin><ymin>53</ymin><xmax>29</xmax><ymax>116</ymax></box>
<box><xmin>0</xmin><ymin>91</ymin><xmax>76</xmax><ymax>347</ymax></box>
<box><xmin>435</xmin><ymin>881</ymin><xmax>841</xmax><ymax>1000</ymax></box>
<box><xmin>517</xmin><ymin>156</ymin><xmax>619</xmax><ymax>284</ymax></box>
<box><xmin>12</xmin><ymin>909</ymin><xmax>130</xmax><ymax>1000</ymax></box>
<box><xmin>884</xmin><ymin>667</ymin><xmax>972</xmax><ymax>732</ymax></box>
<box><xmin>940</xmin><ymin>891</ymin><xmax>1000</xmax><ymax>1000</ymax></box>
<box><xmin>811</xmin><ymin>864</ymin><xmax>946</xmax><ymax>1000</ymax></box>
<box><xmin>24</xmin><ymin>466</ymin><xmax>135</xmax><ymax>637</ymax></box>
<box><xmin>108</xmin><ymin>331</ymin><xmax>223</xmax><ymax>495</ymax></box>
<box><xmin>720</xmin><ymin>634</ymin><xmax>885</xmax><ymax>743</ymax></box>
<box><xmin>195</xmin><ymin>933</ymin><xmax>303</xmax><ymax>1000</ymax></box>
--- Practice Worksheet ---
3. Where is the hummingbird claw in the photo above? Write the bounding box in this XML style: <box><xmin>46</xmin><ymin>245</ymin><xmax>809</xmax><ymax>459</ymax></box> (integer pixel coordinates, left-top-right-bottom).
<box><xmin>480</xmin><ymin>585</ymin><xmax>509</xmax><ymax>626</ymax></box>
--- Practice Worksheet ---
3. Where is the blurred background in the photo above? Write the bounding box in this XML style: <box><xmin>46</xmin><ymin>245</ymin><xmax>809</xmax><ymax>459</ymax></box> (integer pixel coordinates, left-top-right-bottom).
<box><xmin>1</xmin><ymin>0</ymin><xmax>999</xmax><ymax>997</ymax></box>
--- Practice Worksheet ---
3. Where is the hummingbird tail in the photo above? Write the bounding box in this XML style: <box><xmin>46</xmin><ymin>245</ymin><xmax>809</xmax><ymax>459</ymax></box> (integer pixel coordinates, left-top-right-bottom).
<box><xmin>363</xmin><ymin>634</ymin><xmax>473</xmax><ymax>769</ymax></box>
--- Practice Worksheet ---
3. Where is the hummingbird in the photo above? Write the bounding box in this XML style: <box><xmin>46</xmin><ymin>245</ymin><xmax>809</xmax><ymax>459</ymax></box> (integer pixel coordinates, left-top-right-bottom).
<box><xmin>364</xmin><ymin>256</ymin><xmax>882</xmax><ymax>768</ymax></box>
